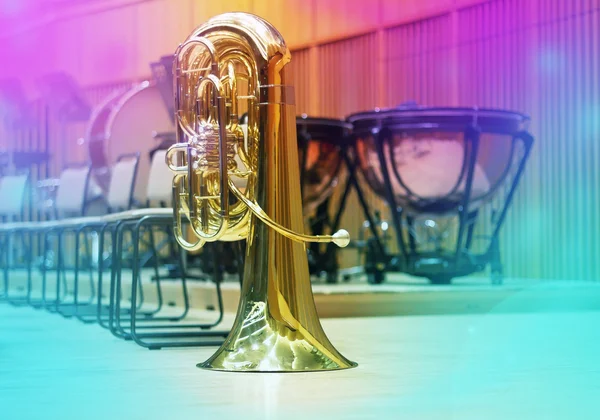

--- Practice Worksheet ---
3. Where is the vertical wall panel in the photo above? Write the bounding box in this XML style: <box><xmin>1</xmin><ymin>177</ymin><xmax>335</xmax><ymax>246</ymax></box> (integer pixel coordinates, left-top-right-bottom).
<box><xmin>455</xmin><ymin>0</ymin><xmax>600</xmax><ymax>281</ymax></box>
<box><xmin>77</xmin><ymin>6</ymin><xmax>139</xmax><ymax>86</ymax></box>
<box><xmin>384</xmin><ymin>14</ymin><xmax>454</xmax><ymax>107</ymax></box>
<box><xmin>536</xmin><ymin>2</ymin><xmax>594</xmax><ymax>281</ymax></box>
<box><xmin>253</xmin><ymin>0</ymin><xmax>315</xmax><ymax>47</ymax></box>
<box><xmin>191</xmin><ymin>0</ymin><xmax>253</xmax><ymax>25</ymax></box>
<box><xmin>315</xmin><ymin>0</ymin><xmax>380</xmax><ymax>42</ymax></box>
<box><xmin>288</xmin><ymin>48</ymin><xmax>312</xmax><ymax>115</ymax></box>
<box><xmin>135</xmin><ymin>0</ymin><xmax>195</xmax><ymax>77</ymax></box>
<box><xmin>381</xmin><ymin>0</ymin><xmax>454</xmax><ymax>26</ymax></box>
<box><xmin>47</xmin><ymin>19</ymin><xmax>85</xmax><ymax>80</ymax></box>
<box><xmin>317</xmin><ymin>34</ymin><xmax>379</xmax><ymax>118</ymax></box>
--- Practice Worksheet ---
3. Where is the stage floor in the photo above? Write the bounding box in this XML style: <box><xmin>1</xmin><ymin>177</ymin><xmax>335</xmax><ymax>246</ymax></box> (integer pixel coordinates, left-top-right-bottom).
<box><xmin>5</xmin><ymin>268</ymin><xmax>600</xmax><ymax>318</ymax></box>
<box><xmin>1</xmin><ymin>304</ymin><xmax>599</xmax><ymax>419</ymax></box>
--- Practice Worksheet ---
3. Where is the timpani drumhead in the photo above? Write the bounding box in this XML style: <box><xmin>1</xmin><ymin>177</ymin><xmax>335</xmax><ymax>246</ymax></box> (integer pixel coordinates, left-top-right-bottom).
<box><xmin>347</xmin><ymin>106</ymin><xmax>529</xmax><ymax>214</ymax></box>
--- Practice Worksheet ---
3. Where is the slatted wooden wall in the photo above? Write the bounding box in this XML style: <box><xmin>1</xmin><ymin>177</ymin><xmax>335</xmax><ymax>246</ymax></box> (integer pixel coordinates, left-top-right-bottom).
<box><xmin>288</xmin><ymin>48</ymin><xmax>312</xmax><ymax>115</ymax></box>
<box><xmin>290</xmin><ymin>0</ymin><xmax>600</xmax><ymax>281</ymax></box>
<box><xmin>317</xmin><ymin>34</ymin><xmax>380</xmax><ymax>118</ymax></box>
<box><xmin>455</xmin><ymin>1</ymin><xmax>536</xmax><ymax>280</ymax></box>
<box><xmin>384</xmin><ymin>13</ymin><xmax>456</xmax><ymax>107</ymax></box>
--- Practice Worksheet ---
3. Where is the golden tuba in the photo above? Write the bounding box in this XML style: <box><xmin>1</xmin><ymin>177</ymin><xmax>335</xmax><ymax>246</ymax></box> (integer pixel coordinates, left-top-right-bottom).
<box><xmin>165</xmin><ymin>12</ymin><xmax>356</xmax><ymax>371</ymax></box>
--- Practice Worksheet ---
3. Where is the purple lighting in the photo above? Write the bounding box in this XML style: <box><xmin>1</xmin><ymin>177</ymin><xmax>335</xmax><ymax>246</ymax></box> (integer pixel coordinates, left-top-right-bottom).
<box><xmin>536</xmin><ymin>48</ymin><xmax>564</xmax><ymax>74</ymax></box>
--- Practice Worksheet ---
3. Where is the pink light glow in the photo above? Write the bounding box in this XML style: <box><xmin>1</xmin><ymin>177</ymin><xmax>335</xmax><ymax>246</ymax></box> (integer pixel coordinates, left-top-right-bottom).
<box><xmin>0</xmin><ymin>0</ymin><xmax>30</xmax><ymax>17</ymax></box>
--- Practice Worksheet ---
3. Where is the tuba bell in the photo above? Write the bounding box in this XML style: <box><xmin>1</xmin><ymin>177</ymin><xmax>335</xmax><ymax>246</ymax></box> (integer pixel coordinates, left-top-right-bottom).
<box><xmin>165</xmin><ymin>12</ymin><xmax>356</xmax><ymax>372</ymax></box>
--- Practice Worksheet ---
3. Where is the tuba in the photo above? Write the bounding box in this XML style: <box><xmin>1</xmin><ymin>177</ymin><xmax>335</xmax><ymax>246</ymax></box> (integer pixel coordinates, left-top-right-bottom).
<box><xmin>165</xmin><ymin>13</ymin><xmax>356</xmax><ymax>371</ymax></box>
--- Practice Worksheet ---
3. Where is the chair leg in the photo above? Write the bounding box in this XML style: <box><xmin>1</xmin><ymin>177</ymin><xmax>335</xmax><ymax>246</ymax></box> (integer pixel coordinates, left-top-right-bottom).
<box><xmin>81</xmin><ymin>224</ymin><xmax>107</xmax><ymax>326</ymax></box>
<box><xmin>109</xmin><ymin>222</ymin><xmax>148</xmax><ymax>337</ymax></box>
<box><xmin>109</xmin><ymin>222</ymin><xmax>129</xmax><ymax>339</ymax></box>
<box><xmin>31</xmin><ymin>231</ymin><xmax>50</xmax><ymax>309</ymax></box>
<box><xmin>53</xmin><ymin>231</ymin><xmax>67</xmax><ymax>315</ymax></box>
<box><xmin>127</xmin><ymin>217</ymin><xmax>228</xmax><ymax>350</ymax></box>
<box><xmin>63</xmin><ymin>227</ymin><xmax>96</xmax><ymax>319</ymax></box>
<box><xmin>107</xmin><ymin>224</ymin><xmax>119</xmax><ymax>334</ymax></box>
<box><xmin>2</xmin><ymin>232</ymin><xmax>21</xmax><ymax>303</ymax></box>
<box><xmin>83</xmin><ymin>227</ymin><xmax>97</xmax><ymax>305</ymax></box>
<box><xmin>25</xmin><ymin>231</ymin><xmax>33</xmax><ymax>303</ymax></box>
<box><xmin>58</xmin><ymin>228</ymin><xmax>80</xmax><ymax>318</ymax></box>
<box><xmin>7</xmin><ymin>230</ymin><xmax>34</xmax><ymax>306</ymax></box>
<box><xmin>146</xmin><ymin>227</ymin><xmax>164</xmax><ymax>316</ymax></box>
<box><xmin>41</xmin><ymin>230</ymin><xmax>56</xmax><ymax>310</ymax></box>
<box><xmin>1</xmin><ymin>234</ymin><xmax>8</xmax><ymax>301</ymax></box>
<box><xmin>49</xmin><ymin>230</ymin><xmax>65</xmax><ymax>314</ymax></box>
<box><xmin>73</xmin><ymin>225</ymin><xmax>101</xmax><ymax>323</ymax></box>
<box><xmin>95</xmin><ymin>224</ymin><xmax>121</xmax><ymax>328</ymax></box>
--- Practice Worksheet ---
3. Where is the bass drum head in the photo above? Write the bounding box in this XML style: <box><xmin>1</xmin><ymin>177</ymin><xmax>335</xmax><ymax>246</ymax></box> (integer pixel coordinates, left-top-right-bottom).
<box><xmin>87</xmin><ymin>88</ymin><xmax>129</xmax><ymax>193</ymax></box>
<box><xmin>103</xmin><ymin>82</ymin><xmax>174</xmax><ymax>204</ymax></box>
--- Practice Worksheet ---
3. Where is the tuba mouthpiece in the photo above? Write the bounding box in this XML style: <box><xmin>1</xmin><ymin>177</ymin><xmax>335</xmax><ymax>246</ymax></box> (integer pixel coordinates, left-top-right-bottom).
<box><xmin>332</xmin><ymin>229</ymin><xmax>351</xmax><ymax>248</ymax></box>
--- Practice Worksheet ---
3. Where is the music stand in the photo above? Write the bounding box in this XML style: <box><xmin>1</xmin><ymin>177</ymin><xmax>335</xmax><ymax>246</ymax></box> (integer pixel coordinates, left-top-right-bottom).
<box><xmin>0</xmin><ymin>78</ymin><xmax>31</xmax><ymax>129</ymax></box>
<box><xmin>34</xmin><ymin>72</ymin><xmax>92</xmax><ymax>222</ymax></box>
<box><xmin>150</xmin><ymin>55</ymin><xmax>175</xmax><ymax>124</ymax></box>
<box><xmin>36</xmin><ymin>72</ymin><xmax>91</xmax><ymax>123</ymax></box>
<box><xmin>0</xmin><ymin>78</ymin><xmax>48</xmax><ymax>178</ymax></box>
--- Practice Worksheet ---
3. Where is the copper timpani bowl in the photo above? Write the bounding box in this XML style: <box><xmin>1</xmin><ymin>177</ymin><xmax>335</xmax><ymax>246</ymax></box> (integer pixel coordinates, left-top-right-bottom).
<box><xmin>347</xmin><ymin>106</ymin><xmax>530</xmax><ymax>215</ymax></box>
<box><xmin>296</xmin><ymin>115</ymin><xmax>353</xmax><ymax>215</ymax></box>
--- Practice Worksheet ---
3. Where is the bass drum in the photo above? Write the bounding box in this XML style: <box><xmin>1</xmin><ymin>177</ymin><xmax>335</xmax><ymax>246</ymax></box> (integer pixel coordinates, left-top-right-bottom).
<box><xmin>86</xmin><ymin>81</ymin><xmax>175</xmax><ymax>204</ymax></box>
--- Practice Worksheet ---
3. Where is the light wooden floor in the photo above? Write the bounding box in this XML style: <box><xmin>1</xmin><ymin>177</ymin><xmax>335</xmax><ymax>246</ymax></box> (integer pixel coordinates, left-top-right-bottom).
<box><xmin>7</xmin><ymin>268</ymin><xmax>600</xmax><ymax>318</ymax></box>
<box><xmin>1</xmin><ymin>304</ymin><xmax>599</xmax><ymax>419</ymax></box>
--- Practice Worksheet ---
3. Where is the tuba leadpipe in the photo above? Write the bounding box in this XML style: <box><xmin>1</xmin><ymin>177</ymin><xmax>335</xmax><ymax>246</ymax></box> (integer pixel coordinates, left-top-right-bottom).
<box><xmin>166</xmin><ymin>12</ymin><xmax>356</xmax><ymax>372</ymax></box>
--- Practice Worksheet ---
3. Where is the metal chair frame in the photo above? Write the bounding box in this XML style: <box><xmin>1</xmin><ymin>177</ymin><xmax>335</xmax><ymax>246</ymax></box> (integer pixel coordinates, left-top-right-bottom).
<box><xmin>106</xmin><ymin>215</ymin><xmax>228</xmax><ymax>349</ymax></box>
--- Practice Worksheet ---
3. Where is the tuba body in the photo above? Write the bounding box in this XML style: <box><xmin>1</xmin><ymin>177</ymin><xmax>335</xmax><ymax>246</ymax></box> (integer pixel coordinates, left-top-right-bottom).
<box><xmin>166</xmin><ymin>13</ymin><xmax>356</xmax><ymax>372</ymax></box>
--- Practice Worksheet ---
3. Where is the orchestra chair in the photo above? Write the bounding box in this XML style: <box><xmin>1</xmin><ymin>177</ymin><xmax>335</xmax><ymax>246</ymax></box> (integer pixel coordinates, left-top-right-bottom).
<box><xmin>32</xmin><ymin>163</ymin><xmax>98</xmax><ymax>313</ymax></box>
<box><xmin>0</xmin><ymin>158</ymin><xmax>135</xmax><ymax>312</ymax></box>
<box><xmin>74</xmin><ymin>150</ymin><xmax>175</xmax><ymax>327</ymax></box>
<box><xmin>100</xmin><ymin>150</ymin><xmax>228</xmax><ymax>349</ymax></box>
<box><xmin>50</xmin><ymin>153</ymin><xmax>141</xmax><ymax>319</ymax></box>
<box><xmin>28</xmin><ymin>150</ymin><xmax>226</xmax><ymax>349</ymax></box>
<box><xmin>0</xmin><ymin>162</ymin><xmax>101</xmax><ymax>311</ymax></box>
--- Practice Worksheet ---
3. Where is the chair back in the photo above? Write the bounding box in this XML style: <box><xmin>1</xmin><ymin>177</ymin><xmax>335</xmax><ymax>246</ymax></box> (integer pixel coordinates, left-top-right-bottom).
<box><xmin>106</xmin><ymin>153</ymin><xmax>140</xmax><ymax>211</ymax></box>
<box><xmin>146</xmin><ymin>150</ymin><xmax>172</xmax><ymax>206</ymax></box>
<box><xmin>54</xmin><ymin>164</ymin><xmax>93</xmax><ymax>217</ymax></box>
<box><xmin>0</xmin><ymin>173</ymin><xmax>29</xmax><ymax>219</ymax></box>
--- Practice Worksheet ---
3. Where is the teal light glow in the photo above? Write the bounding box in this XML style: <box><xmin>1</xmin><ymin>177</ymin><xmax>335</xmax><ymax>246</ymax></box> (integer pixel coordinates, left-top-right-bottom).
<box><xmin>580</xmin><ymin>103</ymin><xmax>600</xmax><ymax>136</ymax></box>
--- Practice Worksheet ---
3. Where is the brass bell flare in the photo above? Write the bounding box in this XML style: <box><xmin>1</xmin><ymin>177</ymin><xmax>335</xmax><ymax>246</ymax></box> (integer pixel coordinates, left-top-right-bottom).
<box><xmin>199</xmin><ymin>230</ymin><xmax>357</xmax><ymax>371</ymax></box>
<box><xmin>171</xmin><ymin>12</ymin><xmax>357</xmax><ymax>372</ymax></box>
<box><xmin>199</xmin><ymin>303</ymin><xmax>357</xmax><ymax>372</ymax></box>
